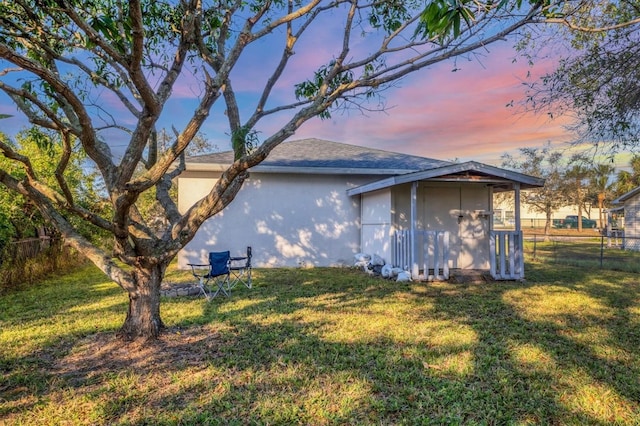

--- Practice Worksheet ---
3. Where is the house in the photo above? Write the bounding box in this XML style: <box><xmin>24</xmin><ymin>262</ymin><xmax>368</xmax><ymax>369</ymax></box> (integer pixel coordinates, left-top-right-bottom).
<box><xmin>492</xmin><ymin>199</ymin><xmax>604</xmax><ymax>230</ymax></box>
<box><xmin>178</xmin><ymin>139</ymin><xmax>544</xmax><ymax>280</ymax></box>
<box><xmin>612</xmin><ymin>186</ymin><xmax>640</xmax><ymax>251</ymax></box>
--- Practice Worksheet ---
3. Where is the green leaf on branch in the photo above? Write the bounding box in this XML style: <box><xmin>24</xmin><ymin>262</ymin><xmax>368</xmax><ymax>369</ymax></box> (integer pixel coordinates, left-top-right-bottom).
<box><xmin>89</xmin><ymin>15</ymin><xmax>132</xmax><ymax>55</ymax></box>
<box><xmin>231</xmin><ymin>126</ymin><xmax>260</xmax><ymax>160</ymax></box>
<box><xmin>295</xmin><ymin>60</ymin><xmax>354</xmax><ymax>120</ymax></box>
<box><xmin>369</xmin><ymin>1</ymin><xmax>412</xmax><ymax>33</ymax></box>
<box><xmin>27</xmin><ymin>128</ymin><xmax>56</xmax><ymax>156</ymax></box>
<box><xmin>415</xmin><ymin>0</ymin><xmax>476</xmax><ymax>41</ymax></box>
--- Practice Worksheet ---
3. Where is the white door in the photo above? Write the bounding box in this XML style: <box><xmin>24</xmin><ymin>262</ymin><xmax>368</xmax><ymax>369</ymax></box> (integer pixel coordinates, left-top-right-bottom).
<box><xmin>459</xmin><ymin>186</ymin><xmax>490</xmax><ymax>269</ymax></box>
<box><xmin>423</xmin><ymin>184</ymin><xmax>490</xmax><ymax>269</ymax></box>
<box><xmin>423</xmin><ymin>185</ymin><xmax>460</xmax><ymax>267</ymax></box>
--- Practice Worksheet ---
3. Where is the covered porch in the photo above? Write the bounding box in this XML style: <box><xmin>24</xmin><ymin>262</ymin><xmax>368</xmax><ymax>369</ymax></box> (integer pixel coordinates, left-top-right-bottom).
<box><xmin>347</xmin><ymin>162</ymin><xmax>544</xmax><ymax>281</ymax></box>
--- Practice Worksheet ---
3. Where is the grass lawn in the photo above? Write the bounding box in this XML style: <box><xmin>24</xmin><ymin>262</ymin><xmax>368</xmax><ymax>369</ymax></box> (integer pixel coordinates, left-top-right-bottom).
<box><xmin>1</xmin><ymin>261</ymin><xmax>640</xmax><ymax>425</ymax></box>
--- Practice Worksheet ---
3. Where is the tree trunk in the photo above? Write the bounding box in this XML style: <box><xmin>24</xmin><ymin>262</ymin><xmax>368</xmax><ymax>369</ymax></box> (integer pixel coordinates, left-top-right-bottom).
<box><xmin>544</xmin><ymin>209</ymin><xmax>552</xmax><ymax>242</ymax></box>
<box><xmin>118</xmin><ymin>262</ymin><xmax>167</xmax><ymax>341</ymax></box>
<box><xmin>578</xmin><ymin>201</ymin><xmax>583</xmax><ymax>232</ymax></box>
<box><xmin>598</xmin><ymin>193</ymin><xmax>605</xmax><ymax>229</ymax></box>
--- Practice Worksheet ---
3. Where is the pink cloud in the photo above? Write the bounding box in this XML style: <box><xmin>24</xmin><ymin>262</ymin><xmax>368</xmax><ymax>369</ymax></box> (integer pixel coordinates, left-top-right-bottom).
<box><xmin>164</xmin><ymin>20</ymin><xmax>573</xmax><ymax>165</ymax></box>
<box><xmin>0</xmin><ymin>25</ymin><xmax>575</xmax><ymax>166</ymax></box>
<box><xmin>289</xmin><ymin>43</ymin><xmax>573</xmax><ymax>164</ymax></box>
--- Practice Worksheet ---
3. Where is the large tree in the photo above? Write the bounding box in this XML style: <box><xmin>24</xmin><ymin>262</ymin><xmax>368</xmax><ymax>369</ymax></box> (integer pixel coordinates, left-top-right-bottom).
<box><xmin>0</xmin><ymin>1</ymin><xmax>634</xmax><ymax>340</ymax></box>
<box><xmin>524</xmin><ymin>0</ymin><xmax>640</xmax><ymax>151</ymax></box>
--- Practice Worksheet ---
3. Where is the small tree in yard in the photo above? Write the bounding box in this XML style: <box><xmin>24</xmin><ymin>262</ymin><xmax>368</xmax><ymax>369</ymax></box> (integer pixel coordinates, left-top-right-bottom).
<box><xmin>563</xmin><ymin>155</ymin><xmax>592</xmax><ymax>232</ymax></box>
<box><xmin>502</xmin><ymin>144</ymin><xmax>567</xmax><ymax>239</ymax></box>
<box><xmin>587</xmin><ymin>162</ymin><xmax>615</xmax><ymax>231</ymax></box>
<box><xmin>612</xmin><ymin>155</ymin><xmax>640</xmax><ymax>199</ymax></box>
<box><xmin>1</xmin><ymin>1</ymin><xmax>637</xmax><ymax>341</ymax></box>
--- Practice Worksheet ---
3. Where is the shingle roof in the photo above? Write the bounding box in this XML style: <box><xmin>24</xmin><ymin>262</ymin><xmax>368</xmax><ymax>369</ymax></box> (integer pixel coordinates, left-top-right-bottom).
<box><xmin>186</xmin><ymin>138</ymin><xmax>451</xmax><ymax>173</ymax></box>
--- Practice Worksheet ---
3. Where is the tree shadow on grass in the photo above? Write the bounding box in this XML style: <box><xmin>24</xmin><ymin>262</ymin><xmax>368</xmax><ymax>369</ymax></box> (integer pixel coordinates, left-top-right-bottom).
<box><xmin>0</xmin><ymin>265</ymin><xmax>127</xmax><ymax>418</ymax></box>
<box><xmin>3</xmin><ymin>265</ymin><xmax>640</xmax><ymax>424</ymax></box>
<box><xmin>141</xmin><ymin>268</ymin><xmax>639</xmax><ymax>423</ymax></box>
<box><xmin>426</xmin><ymin>263</ymin><xmax>640</xmax><ymax>425</ymax></box>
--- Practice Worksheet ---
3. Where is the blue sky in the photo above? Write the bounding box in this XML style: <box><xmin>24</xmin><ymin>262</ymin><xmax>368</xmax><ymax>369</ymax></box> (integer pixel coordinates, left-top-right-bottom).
<box><xmin>290</xmin><ymin>43</ymin><xmax>573</xmax><ymax>165</ymax></box>
<box><xmin>0</xmin><ymin>29</ymin><xmax>578</xmax><ymax>167</ymax></box>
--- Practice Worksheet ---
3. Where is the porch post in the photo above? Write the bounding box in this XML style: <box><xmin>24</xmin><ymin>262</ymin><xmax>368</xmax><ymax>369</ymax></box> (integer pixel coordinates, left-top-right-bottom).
<box><xmin>514</xmin><ymin>183</ymin><xmax>525</xmax><ymax>277</ymax></box>
<box><xmin>514</xmin><ymin>183</ymin><xmax>521</xmax><ymax>233</ymax></box>
<box><xmin>411</xmin><ymin>181</ymin><xmax>419</xmax><ymax>279</ymax></box>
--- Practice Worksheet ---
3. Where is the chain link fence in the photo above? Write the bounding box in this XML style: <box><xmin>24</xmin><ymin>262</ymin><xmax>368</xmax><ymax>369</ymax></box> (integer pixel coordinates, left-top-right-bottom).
<box><xmin>524</xmin><ymin>233</ymin><xmax>640</xmax><ymax>273</ymax></box>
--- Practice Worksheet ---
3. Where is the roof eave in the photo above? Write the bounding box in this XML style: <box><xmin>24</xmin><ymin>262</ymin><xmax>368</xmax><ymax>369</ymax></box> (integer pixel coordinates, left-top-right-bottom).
<box><xmin>346</xmin><ymin>161</ymin><xmax>544</xmax><ymax>196</ymax></box>
<box><xmin>183</xmin><ymin>162</ymin><xmax>229</xmax><ymax>172</ymax></box>
<box><xmin>612</xmin><ymin>186</ymin><xmax>640</xmax><ymax>204</ymax></box>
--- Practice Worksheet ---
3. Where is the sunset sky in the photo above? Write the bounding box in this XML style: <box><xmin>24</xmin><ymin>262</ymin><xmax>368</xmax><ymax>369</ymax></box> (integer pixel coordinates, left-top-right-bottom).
<box><xmin>5</xmin><ymin>2</ymin><xmax>637</xmax><ymax>171</ymax></box>
<box><xmin>0</xmin><ymin>36</ymin><xmax>578</xmax><ymax>167</ymax></box>
<box><xmin>290</xmin><ymin>43</ymin><xmax>572</xmax><ymax>165</ymax></box>
<box><xmin>205</xmin><ymin>41</ymin><xmax>575</xmax><ymax>166</ymax></box>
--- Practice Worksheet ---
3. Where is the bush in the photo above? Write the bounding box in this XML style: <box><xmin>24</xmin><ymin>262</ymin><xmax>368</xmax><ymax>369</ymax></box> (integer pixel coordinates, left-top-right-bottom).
<box><xmin>0</xmin><ymin>238</ymin><xmax>86</xmax><ymax>293</ymax></box>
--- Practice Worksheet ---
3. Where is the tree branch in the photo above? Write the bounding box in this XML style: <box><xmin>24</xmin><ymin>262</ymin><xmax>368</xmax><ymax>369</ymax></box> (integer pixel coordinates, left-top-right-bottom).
<box><xmin>544</xmin><ymin>16</ymin><xmax>640</xmax><ymax>33</ymax></box>
<box><xmin>116</xmin><ymin>1</ymin><xmax>199</xmax><ymax>192</ymax></box>
<box><xmin>0</xmin><ymin>139</ymin><xmax>37</xmax><ymax>181</ymax></box>
<box><xmin>0</xmin><ymin>168</ymin><xmax>131</xmax><ymax>289</ymax></box>
<box><xmin>0</xmin><ymin>43</ymin><xmax>116</xmax><ymax>181</ymax></box>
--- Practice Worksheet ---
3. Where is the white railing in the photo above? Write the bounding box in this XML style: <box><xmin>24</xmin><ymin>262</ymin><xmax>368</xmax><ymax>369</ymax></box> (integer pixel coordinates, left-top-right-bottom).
<box><xmin>606</xmin><ymin>229</ymin><xmax>624</xmax><ymax>248</ymax></box>
<box><xmin>393</xmin><ymin>230</ymin><xmax>450</xmax><ymax>281</ymax></box>
<box><xmin>489</xmin><ymin>230</ymin><xmax>524</xmax><ymax>280</ymax></box>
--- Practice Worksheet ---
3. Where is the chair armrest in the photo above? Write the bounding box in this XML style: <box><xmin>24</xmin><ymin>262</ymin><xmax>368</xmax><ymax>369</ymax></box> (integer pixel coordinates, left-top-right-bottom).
<box><xmin>229</xmin><ymin>256</ymin><xmax>247</xmax><ymax>261</ymax></box>
<box><xmin>188</xmin><ymin>263</ymin><xmax>212</xmax><ymax>280</ymax></box>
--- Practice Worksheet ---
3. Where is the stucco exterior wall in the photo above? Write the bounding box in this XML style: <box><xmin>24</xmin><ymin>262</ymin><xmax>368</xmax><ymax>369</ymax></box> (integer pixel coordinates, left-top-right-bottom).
<box><xmin>178</xmin><ymin>172</ymin><xmax>373</xmax><ymax>268</ymax></box>
<box><xmin>624</xmin><ymin>193</ymin><xmax>640</xmax><ymax>250</ymax></box>
<box><xmin>361</xmin><ymin>189</ymin><xmax>392</xmax><ymax>262</ymax></box>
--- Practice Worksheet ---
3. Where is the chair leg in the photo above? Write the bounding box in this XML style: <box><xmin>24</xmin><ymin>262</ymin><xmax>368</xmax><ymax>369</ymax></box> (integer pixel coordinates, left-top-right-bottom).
<box><xmin>198</xmin><ymin>277</ymin><xmax>212</xmax><ymax>301</ymax></box>
<box><xmin>230</xmin><ymin>267</ymin><xmax>252</xmax><ymax>289</ymax></box>
<box><xmin>212</xmin><ymin>276</ymin><xmax>230</xmax><ymax>298</ymax></box>
<box><xmin>245</xmin><ymin>268</ymin><xmax>252</xmax><ymax>289</ymax></box>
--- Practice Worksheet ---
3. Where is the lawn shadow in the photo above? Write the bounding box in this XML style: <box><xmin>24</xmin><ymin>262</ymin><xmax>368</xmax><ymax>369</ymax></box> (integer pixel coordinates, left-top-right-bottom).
<box><xmin>0</xmin><ymin>265</ymin><xmax>127</xmax><ymax>419</ymax></box>
<box><xmin>426</xmin><ymin>263</ymin><xmax>640</xmax><ymax>425</ymax></box>
<box><xmin>139</xmin><ymin>267</ymin><xmax>640</xmax><ymax>423</ymax></box>
<box><xmin>3</xmin><ymin>265</ymin><xmax>640</xmax><ymax>424</ymax></box>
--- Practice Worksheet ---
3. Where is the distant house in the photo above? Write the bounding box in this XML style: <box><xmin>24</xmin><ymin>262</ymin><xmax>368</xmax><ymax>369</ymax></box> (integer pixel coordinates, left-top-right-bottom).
<box><xmin>612</xmin><ymin>186</ymin><xmax>640</xmax><ymax>251</ymax></box>
<box><xmin>178</xmin><ymin>139</ymin><xmax>543</xmax><ymax>280</ymax></box>
<box><xmin>493</xmin><ymin>199</ymin><xmax>604</xmax><ymax>230</ymax></box>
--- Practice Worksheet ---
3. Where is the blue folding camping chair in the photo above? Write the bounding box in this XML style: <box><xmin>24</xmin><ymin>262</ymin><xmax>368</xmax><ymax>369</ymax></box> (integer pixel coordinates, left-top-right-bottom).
<box><xmin>188</xmin><ymin>251</ymin><xmax>231</xmax><ymax>300</ymax></box>
<box><xmin>229</xmin><ymin>246</ymin><xmax>252</xmax><ymax>290</ymax></box>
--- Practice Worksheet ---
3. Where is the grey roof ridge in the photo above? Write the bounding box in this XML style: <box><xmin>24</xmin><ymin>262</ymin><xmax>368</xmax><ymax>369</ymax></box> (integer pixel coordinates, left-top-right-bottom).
<box><xmin>185</xmin><ymin>138</ymin><xmax>452</xmax><ymax>173</ymax></box>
